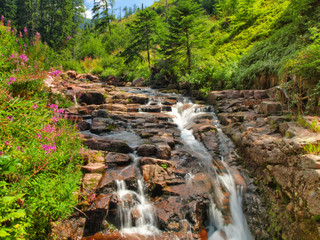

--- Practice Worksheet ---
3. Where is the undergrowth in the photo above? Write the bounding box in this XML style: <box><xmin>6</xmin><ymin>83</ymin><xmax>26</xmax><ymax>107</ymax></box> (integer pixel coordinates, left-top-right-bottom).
<box><xmin>0</xmin><ymin>18</ymin><xmax>83</xmax><ymax>239</ymax></box>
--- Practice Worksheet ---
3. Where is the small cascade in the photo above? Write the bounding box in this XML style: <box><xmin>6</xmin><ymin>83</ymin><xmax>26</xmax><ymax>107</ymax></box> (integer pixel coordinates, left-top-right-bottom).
<box><xmin>116</xmin><ymin>180</ymin><xmax>159</xmax><ymax>236</ymax></box>
<box><xmin>171</xmin><ymin>101</ymin><xmax>253</xmax><ymax>240</ymax></box>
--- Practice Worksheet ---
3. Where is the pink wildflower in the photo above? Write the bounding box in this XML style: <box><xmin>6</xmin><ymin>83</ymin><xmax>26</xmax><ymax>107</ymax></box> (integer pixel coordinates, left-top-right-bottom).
<box><xmin>6</xmin><ymin>116</ymin><xmax>13</xmax><ymax>121</ymax></box>
<box><xmin>37</xmin><ymin>134</ymin><xmax>42</xmax><ymax>139</ymax></box>
<box><xmin>7</xmin><ymin>77</ymin><xmax>16</xmax><ymax>85</ymax></box>
<box><xmin>5</xmin><ymin>141</ymin><xmax>9</xmax><ymax>145</ymax></box>
<box><xmin>32</xmin><ymin>104</ymin><xmax>38</xmax><ymax>110</ymax></box>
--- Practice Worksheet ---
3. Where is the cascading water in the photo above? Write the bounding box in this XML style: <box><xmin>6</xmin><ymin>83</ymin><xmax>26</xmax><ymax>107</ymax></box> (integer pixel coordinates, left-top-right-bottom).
<box><xmin>116</xmin><ymin>179</ymin><xmax>159</xmax><ymax>236</ymax></box>
<box><xmin>170</xmin><ymin>101</ymin><xmax>253</xmax><ymax>240</ymax></box>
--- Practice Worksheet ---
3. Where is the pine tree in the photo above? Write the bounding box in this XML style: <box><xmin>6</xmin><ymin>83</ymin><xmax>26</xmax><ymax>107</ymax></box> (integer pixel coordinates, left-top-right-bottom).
<box><xmin>0</xmin><ymin>0</ymin><xmax>17</xmax><ymax>24</ymax></box>
<box><xmin>163</xmin><ymin>0</ymin><xmax>202</xmax><ymax>72</ymax></box>
<box><xmin>92</xmin><ymin>0</ymin><xmax>114</xmax><ymax>34</ymax></box>
<box><xmin>121</xmin><ymin>8</ymin><xmax>157</xmax><ymax>68</ymax></box>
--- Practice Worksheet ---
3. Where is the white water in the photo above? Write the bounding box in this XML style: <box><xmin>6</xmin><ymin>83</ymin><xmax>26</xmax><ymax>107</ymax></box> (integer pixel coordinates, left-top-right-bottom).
<box><xmin>116</xmin><ymin>180</ymin><xmax>159</xmax><ymax>236</ymax></box>
<box><xmin>171</xmin><ymin>101</ymin><xmax>253</xmax><ymax>240</ymax></box>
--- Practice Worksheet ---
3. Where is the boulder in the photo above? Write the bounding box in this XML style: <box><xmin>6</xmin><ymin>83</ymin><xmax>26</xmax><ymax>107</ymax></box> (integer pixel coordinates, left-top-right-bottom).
<box><xmin>132</xmin><ymin>77</ymin><xmax>145</xmax><ymax>87</ymax></box>
<box><xmin>83</xmin><ymin>138</ymin><xmax>133</xmax><ymax>153</ymax></box>
<box><xmin>97</xmin><ymin>165</ymin><xmax>138</xmax><ymax>192</ymax></box>
<box><xmin>156</xmin><ymin>143</ymin><xmax>171</xmax><ymax>160</ymax></box>
<box><xmin>66</xmin><ymin>70</ymin><xmax>77</xmax><ymax>79</ymax></box>
<box><xmin>140</xmin><ymin>105</ymin><xmax>162</xmax><ymax>113</ymax></box>
<box><xmin>90</xmin><ymin>118</ymin><xmax>114</xmax><ymax>134</ymax></box>
<box><xmin>137</xmin><ymin>144</ymin><xmax>157</xmax><ymax>157</ymax></box>
<box><xmin>92</xmin><ymin>109</ymin><xmax>109</xmax><ymax>118</ymax></box>
<box><xmin>105</xmin><ymin>152</ymin><xmax>132</xmax><ymax>167</ymax></box>
<box><xmin>259</xmin><ymin>101</ymin><xmax>282</xmax><ymax>115</ymax></box>
<box><xmin>81</xmin><ymin>162</ymin><xmax>106</xmax><ymax>173</ymax></box>
<box><xmin>77</xmin><ymin>120</ymin><xmax>90</xmax><ymax>131</ymax></box>
<box><xmin>79</xmin><ymin>91</ymin><xmax>105</xmax><ymax>105</ymax></box>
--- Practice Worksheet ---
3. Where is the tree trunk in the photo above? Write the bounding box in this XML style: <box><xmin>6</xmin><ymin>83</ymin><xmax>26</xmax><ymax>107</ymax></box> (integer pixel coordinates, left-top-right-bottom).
<box><xmin>186</xmin><ymin>30</ymin><xmax>191</xmax><ymax>73</ymax></box>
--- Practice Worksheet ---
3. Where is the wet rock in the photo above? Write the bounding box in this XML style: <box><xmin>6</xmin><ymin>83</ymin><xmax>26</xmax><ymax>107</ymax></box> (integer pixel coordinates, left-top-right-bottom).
<box><xmin>105</xmin><ymin>152</ymin><xmax>132</xmax><ymax>167</ymax></box>
<box><xmin>137</xmin><ymin>144</ymin><xmax>157</xmax><ymax>157</ymax></box>
<box><xmin>81</xmin><ymin>162</ymin><xmax>106</xmax><ymax>173</ymax></box>
<box><xmin>132</xmin><ymin>77</ymin><xmax>145</xmax><ymax>87</ymax></box>
<box><xmin>79</xmin><ymin>91</ymin><xmax>105</xmax><ymax>105</ymax></box>
<box><xmin>51</xmin><ymin>216</ymin><xmax>86</xmax><ymax>240</ymax></box>
<box><xmin>128</xmin><ymin>94</ymin><xmax>148</xmax><ymax>104</ymax></box>
<box><xmin>97</xmin><ymin>165</ymin><xmax>138</xmax><ymax>193</ymax></box>
<box><xmin>156</xmin><ymin>143</ymin><xmax>171</xmax><ymax>160</ymax></box>
<box><xmin>140</xmin><ymin>105</ymin><xmax>162</xmax><ymax>113</ymax></box>
<box><xmin>90</xmin><ymin>118</ymin><xmax>114</xmax><ymax>134</ymax></box>
<box><xmin>83</xmin><ymin>138</ymin><xmax>133</xmax><ymax>153</ymax></box>
<box><xmin>259</xmin><ymin>101</ymin><xmax>282</xmax><ymax>115</ymax></box>
<box><xmin>154</xmin><ymin>196</ymin><xmax>183</xmax><ymax>231</ymax></box>
<box><xmin>140</xmin><ymin>157</ymin><xmax>174</xmax><ymax>168</ymax></box>
<box><xmin>92</xmin><ymin>109</ymin><xmax>109</xmax><ymax>118</ymax></box>
<box><xmin>77</xmin><ymin>120</ymin><xmax>90</xmax><ymax>131</ymax></box>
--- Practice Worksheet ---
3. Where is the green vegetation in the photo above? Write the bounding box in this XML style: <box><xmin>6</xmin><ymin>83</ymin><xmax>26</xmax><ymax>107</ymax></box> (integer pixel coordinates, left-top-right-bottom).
<box><xmin>0</xmin><ymin>19</ymin><xmax>83</xmax><ymax>239</ymax></box>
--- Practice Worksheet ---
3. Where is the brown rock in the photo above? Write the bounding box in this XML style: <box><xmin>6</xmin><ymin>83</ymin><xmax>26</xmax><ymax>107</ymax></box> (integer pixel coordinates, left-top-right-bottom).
<box><xmin>132</xmin><ymin>77</ymin><xmax>145</xmax><ymax>87</ymax></box>
<box><xmin>259</xmin><ymin>101</ymin><xmax>282</xmax><ymax>115</ymax></box>
<box><xmin>97</xmin><ymin>165</ymin><xmax>137</xmax><ymax>192</ymax></box>
<box><xmin>105</xmin><ymin>152</ymin><xmax>132</xmax><ymax>167</ymax></box>
<box><xmin>77</xmin><ymin>120</ymin><xmax>90</xmax><ymax>131</ymax></box>
<box><xmin>79</xmin><ymin>91</ymin><xmax>105</xmax><ymax>105</ymax></box>
<box><xmin>81</xmin><ymin>162</ymin><xmax>106</xmax><ymax>173</ymax></box>
<box><xmin>140</xmin><ymin>105</ymin><xmax>162</xmax><ymax>113</ymax></box>
<box><xmin>156</xmin><ymin>143</ymin><xmax>171</xmax><ymax>160</ymax></box>
<box><xmin>253</xmin><ymin>90</ymin><xmax>269</xmax><ymax>99</ymax></box>
<box><xmin>66</xmin><ymin>70</ymin><xmax>77</xmax><ymax>79</ymax></box>
<box><xmin>83</xmin><ymin>138</ymin><xmax>133</xmax><ymax>153</ymax></box>
<box><xmin>137</xmin><ymin>144</ymin><xmax>157</xmax><ymax>157</ymax></box>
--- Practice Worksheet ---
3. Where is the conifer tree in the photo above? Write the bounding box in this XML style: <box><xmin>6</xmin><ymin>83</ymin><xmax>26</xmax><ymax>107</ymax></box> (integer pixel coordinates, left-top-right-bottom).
<box><xmin>163</xmin><ymin>0</ymin><xmax>202</xmax><ymax>72</ymax></box>
<box><xmin>0</xmin><ymin>0</ymin><xmax>17</xmax><ymax>24</ymax></box>
<box><xmin>92</xmin><ymin>0</ymin><xmax>114</xmax><ymax>34</ymax></box>
<box><xmin>121</xmin><ymin>8</ymin><xmax>157</xmax><ymax>68</ymax></box>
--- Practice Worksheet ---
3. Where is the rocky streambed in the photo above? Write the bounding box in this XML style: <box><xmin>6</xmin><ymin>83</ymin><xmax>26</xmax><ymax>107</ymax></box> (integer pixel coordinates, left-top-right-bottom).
<box><xmin>49</xmin><ymin>72</ymin><xmax>319</xmax><ymax>240</ymax></box>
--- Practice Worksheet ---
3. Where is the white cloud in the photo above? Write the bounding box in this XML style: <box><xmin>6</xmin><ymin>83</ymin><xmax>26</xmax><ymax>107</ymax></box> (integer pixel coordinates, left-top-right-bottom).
<box><xmin>85</xmin><ymin>9</ymin><xmax>93</xmax><ymax>19</ymax></box>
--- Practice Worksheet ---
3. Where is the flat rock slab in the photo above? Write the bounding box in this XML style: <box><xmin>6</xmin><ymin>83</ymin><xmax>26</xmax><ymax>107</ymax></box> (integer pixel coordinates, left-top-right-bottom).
<box><xmin>97</xmin><ymin>165</ymin><xmax>138</xmax><ymax>192</ymax></box>
<box><xmin>105</xmin><ymin>152</ymin><xmax>132</xmax><ymax>167</ymax></box>
<box><xmin>83</xmin><ymin>138</ymin><xmax>133</xmax><ymax>153</ymax></box>
<box><xmin>81</xmin><ymin>162</ymin><xmax>106</xmax><ymax>173</ymax></box>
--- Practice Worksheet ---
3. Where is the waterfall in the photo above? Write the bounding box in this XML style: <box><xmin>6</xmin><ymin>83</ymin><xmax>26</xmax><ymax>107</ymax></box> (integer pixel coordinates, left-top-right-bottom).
<box><xmin>170</xmin><ymin>101</ymin><xmax>253</xmax><ymax>240</ymax></box>
<box><xmin>116</xmin><ymin>179</ymin><xmax>159</xmax><ymax>236</ymax></box>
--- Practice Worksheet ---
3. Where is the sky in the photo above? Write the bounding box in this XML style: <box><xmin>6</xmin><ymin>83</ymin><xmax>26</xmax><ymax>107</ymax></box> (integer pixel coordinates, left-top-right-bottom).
<box><xmin>84</xmin><ymin>0</ymin><xmax>156</xmax><ymax>18</ymax></box>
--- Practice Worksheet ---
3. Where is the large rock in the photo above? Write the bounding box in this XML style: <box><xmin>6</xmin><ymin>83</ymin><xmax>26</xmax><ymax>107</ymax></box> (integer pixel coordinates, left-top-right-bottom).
<box><xmin>132</xmin><ymin>77</ymin><xmax>145</xmax><ymax>87</ymax></box>
<box><xmin>92</xmin><ymin>109</ymin><xmax>109</xmax><ymax>118</ymax></box>
<box><xmin>105</xmin><ymin>152</ymin><xmax>132</xmax><ymax>167</ymax></box>
<box><xmin>83</xmin><ymin>138</ymin><xmax>133</xmax><ymax>153</ymax></box>
<box><xmin>79</xmin><ymin>91</ymin><xmax>105</xmax><ymax>105</ymax></box>
<box><xmin>97</xmin><ymin>165</ymin><xmax>138</xmax><ymax>192</ymax></box>
<box><xmin>90</xmin><ymin>117</ymin><xmax>114</xmax><ymax>134</ymax></box>
<box><xmin>156</xmin><ymin>143</ymin><xmax>171</xmax><ymax>160</ymax></box>
<box><xmin>137</xmin><ymin>144</ymin><xmax>157</xmax><ymax>157</ymax></box>
<box><xmin>259</xmin><ymin>101</ymin><xmax>282</xmax><ymax>115</ymax></box>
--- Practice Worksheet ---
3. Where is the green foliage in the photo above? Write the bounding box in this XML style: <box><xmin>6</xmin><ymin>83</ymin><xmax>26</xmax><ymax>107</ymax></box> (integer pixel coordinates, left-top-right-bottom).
<box><xmin>121</xmin><ymin>8</ymin><xmax>158</xmax><ymax>67</ymax></box>
<box><xmin>0</xmin><ymin>20</ymin><xmax>83</xmax><ymax>239</ymax></box>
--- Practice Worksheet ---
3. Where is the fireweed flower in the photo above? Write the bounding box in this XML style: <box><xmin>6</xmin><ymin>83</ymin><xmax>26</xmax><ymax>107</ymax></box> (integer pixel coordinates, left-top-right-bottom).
<box><xmin>0</xmin><ymin>151</ymin><xmax>4</xmax><ymax>156</ymax></box>
<box><xmin>49</xmin><ymin>70</ymin><xmax>62</xmax><ymax>77</ymax></box>
<box><xmin>66</xmin><ymin>36</ymin><xmax>71</xmax><ymax>40</ymax></box>
<box><xmin>7</xmin><ymin>77</ymin><xmax>16</xmax><ymax>85</ymax></box>
<box><xmin>5</xmin><ymin>141</ymin><xmax>9</xmax><ymax>145</ymax></box>
<box><xmin>6</xmin><ymin>116</ymin><xmax>13</xmax><ymax>121</ymax></box>
<box><xmin>32</xmin><ymin>104</ymin><xmax>38</xmax><ymax>110</ymax></box>
<box><xmin>37</xmin><ymin>134</ymin><xmax>42</xmax><ymax>139</ymax></box>
<box><xmin>19</xmin><ymin>54</ymin><xmax>29</xmax><ymax>62</ymax></box>
<box><xmin>41</xmin><ymin>144</ymin><xmax>57</xmax><ymax>154</ymax></box>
